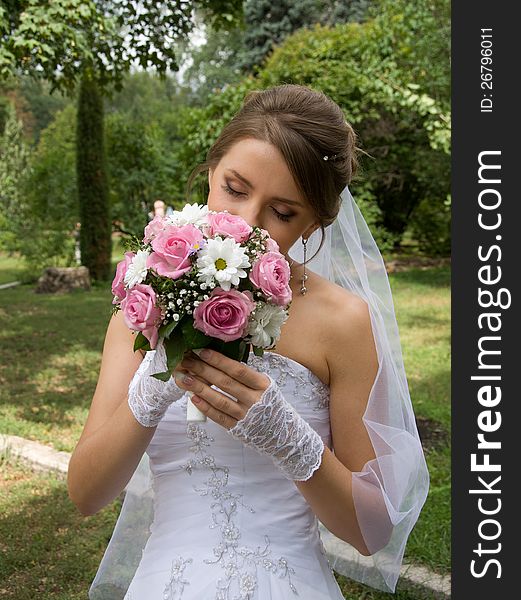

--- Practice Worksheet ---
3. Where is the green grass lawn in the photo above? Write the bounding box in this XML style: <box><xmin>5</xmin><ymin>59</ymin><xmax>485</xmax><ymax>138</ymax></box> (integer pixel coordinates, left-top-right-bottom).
<box><xmin>0</xmin><ymin>250</ymin><xmax>450</xmax><ymax>598</ymax></box>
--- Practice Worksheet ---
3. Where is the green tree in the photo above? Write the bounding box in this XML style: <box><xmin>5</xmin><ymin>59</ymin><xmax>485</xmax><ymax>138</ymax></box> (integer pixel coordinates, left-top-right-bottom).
<box><xmin>1</xmin><ymin>0</ymin><xmax>244</xmax><ymax>95</ymax></box>
<box><xmin>176</xmin><ymin>14</ymin><xmax>247</xmax><ymax>106</ymax></box>
<box><xmin>237</xmin><ymin>0</ymin><xmax>325</xmax><ymax>74</ymax></box>
<box><xmin>76</xmin><ymin>67</ymin><xmax>111</xmax><ymax>281</ymax></box>
<box><xmin>258</xmin><ymin>0</ymin><xmax>450</xmax><ymax>251</ymax></box>
<box><xmin>106</xmin><ymin>113</ymin><xmax>171</xmax><ymax>236</ymax></box>
<box><xmin>102</xmin><ymin>71</ymin><xmax>193</xmax><ymax>230</ymax></box>
<box><xmin>0</xmin><ymin>100</ymin><xmax>31</xmax><ymax>254</ymax></box>
<box><xmin>179</xmin><ymin>0</ymin><xmax>373</xmax><ymax>105</ymax></box>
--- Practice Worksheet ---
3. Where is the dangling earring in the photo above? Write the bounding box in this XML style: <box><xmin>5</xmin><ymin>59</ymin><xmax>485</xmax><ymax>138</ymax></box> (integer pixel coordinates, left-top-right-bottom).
<box><xmin>300</xmin><ymin>237</ymin><xmax>308</xmax><ymax>295</ymax></box>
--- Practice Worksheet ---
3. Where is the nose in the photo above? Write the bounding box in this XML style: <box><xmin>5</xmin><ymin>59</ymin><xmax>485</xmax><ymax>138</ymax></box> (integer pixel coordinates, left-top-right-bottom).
<box><xmin>235</xmin><ymin>203</ymin><xmax>264</xmax><ymax>229</ymax></box>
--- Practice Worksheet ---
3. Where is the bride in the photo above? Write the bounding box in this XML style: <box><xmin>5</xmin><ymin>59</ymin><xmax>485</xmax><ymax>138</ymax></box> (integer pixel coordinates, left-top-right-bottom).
<box><xmin>68</xmin><ymin>84</ymin><xmax>429</xmax><ymax>599</ymax></box>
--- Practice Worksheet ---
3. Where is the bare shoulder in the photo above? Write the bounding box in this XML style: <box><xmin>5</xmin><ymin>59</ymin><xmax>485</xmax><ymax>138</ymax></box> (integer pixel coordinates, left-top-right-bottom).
<box><xmin>310</xmin><ymin>271</ymin><xmax>373</xmax><ymax>347</ymax></box>
<box><xmin>308</xmin><ymin>270</ymin><xmax>378</xmax><ymax>385</ymax></box>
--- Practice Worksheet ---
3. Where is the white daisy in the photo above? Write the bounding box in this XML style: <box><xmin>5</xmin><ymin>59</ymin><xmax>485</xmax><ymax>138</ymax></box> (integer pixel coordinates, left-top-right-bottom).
<box><xmin>196</xmin><ymin>236</ymin><xmax>250</xmax><ymax>291</ymax></box>
<box><xmin>124</xmin><ymin>249</ymin><xmax>150</xmax><ymax>288</ymax></box>
<box><xmin>246</xmin><ymin>302</ymin><xmax>288</xmax><ymax>348</ymax></box>
<box><xmin>166</xmin><ymin>203</ymin><xmax>209</xmax><ymax>227</ymax></box>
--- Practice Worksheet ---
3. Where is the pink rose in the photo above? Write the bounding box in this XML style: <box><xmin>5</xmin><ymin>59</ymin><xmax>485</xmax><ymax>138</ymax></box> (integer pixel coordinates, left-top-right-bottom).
<box><xmin>143</xmin><ymin>215</ymin><xmax>167</xmax><ymax>244</ymax></box>
<box><xmin>193</xmin><ymin>287</ymin><xmax>255</xmax><ymax>342</ymax></box>
<box><xmin>120</xmin><ymin>283</ymin><xmax>163</xmax><ymax>349</ymax></box>
<box><xmin>111</xmin><ymin>251</ymin><xmax>134</xmax><ymax>304</ymax></box>
<box><xmin>249</xmin><ymin>251</ymin><xmax>292</xmax><ymax>306</ymax></box>
<box><xmin>260</xmin><ymin>228</ymin><xmax>280</xmax><ymax>253</ymax></box>
<box><xmin>147</xmin><ymin>224</ymin><xmax>204</xmax><ymax>280</ymax></box>
<box><xmin>207</xmin><ymin>212</ymin><xmax>253</xmax><ymax>243</ymax></box>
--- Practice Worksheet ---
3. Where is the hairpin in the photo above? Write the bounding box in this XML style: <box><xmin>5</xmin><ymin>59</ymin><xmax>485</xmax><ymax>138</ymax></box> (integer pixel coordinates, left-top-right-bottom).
<box><xmin>323</xmin><ymin>153</ymin><xmax>339</xmax><ymax>161</ymax></box>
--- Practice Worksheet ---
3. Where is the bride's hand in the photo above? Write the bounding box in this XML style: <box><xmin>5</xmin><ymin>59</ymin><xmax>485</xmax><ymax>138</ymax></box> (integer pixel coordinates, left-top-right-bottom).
<box><xmin>173</xmin><ymin>350</ymin><xmax>212</xmax><ymax>386</ymax></box>
<box><xmin>176</xmin><ymin>347</ymin><xmax>325</xmax><ymax>481</ymax></box>
<box><xmin>175</xmin><ymin>348</ymin><xmax>271</xmax><ymax>430</ymax></box>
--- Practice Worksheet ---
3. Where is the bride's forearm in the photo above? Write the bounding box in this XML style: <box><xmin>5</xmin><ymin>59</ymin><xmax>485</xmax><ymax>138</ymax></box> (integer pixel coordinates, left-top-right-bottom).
<box><xmin>67</xmin><ymin>400</ymin><xmax>157</xmax><ymax>517</ymax></box>
<box><xmin>294</xmin><ymin>446</ymin><xmax>372</xmax><ymax>556</ymax></box>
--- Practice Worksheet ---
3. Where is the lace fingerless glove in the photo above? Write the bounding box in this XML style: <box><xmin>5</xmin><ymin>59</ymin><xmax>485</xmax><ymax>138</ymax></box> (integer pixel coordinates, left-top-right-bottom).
<box><xmin>127</xmin><ymin>340</ymin><xmax>186</xmax><ymax>427</ymax></box>
<box><xmin>227</xmin><ymin>374</ymin><xmax>325</xmax><ymax>481</ymax></box>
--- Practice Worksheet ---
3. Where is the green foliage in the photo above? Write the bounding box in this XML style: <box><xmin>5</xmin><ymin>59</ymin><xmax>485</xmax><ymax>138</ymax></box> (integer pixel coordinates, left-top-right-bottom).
<box><xmin>0</xmin><ymin>0</ymin><xmax>104</xmax><ymax>95</ymax></box>
<box><xmin>181</xmin><ymin>0</ymin><xmax>368</xmax><ymax>105</ymax></box>
<box><xmin>238</xmin><ymin>0</ymin><xmax>327</xmax><ymax>75</ymax></box>
<box><xmin>409</xmin><ymin>193</ymin><xmax>451</xmax><ymax>256</ymax></box>
<box><xmin>105</xmin><ymin>113</ymin><xmax>167</xmax><ymax>237</ymax></box>
<box><xmin>0</xmin><ymin>92</ymin><xmax>12</xmax><ymax>134</ymax></box>
<box><xmin>3</xmin><ymin>0</ymin><xmax>451</xmax><ymax>263</ymax></box>
<box><xmin>16</xmin><ymin>76</ymin><xmax>71</xmax><ymax>144</ymax></box>
<box><xmin>76</xmin><ymin>69</ymin><xmax>111</xmax><ymax>281</ymax></box>
<box><xmin>0</xmin><ymin>0</ymin><xmax>245</xmax><ymax>96</ymax></box>
<box><xmin>176</xmin><ymin>15</ymin><xmax>248</xmax><ymax>105</ymax></box>
<box><xmin>103</xmin><ymin>71</ymin><xmax>196</xmax><ymax>227</ymax></box>
<box><xmin>1</xmin><ymin>0</ymin><xmax>246</xmax><ymax>288</ymax></box>
<box><xmin>1</xmin><ymin>102</ymin><xmax>79</xmax><ymax>276</ymax></box>
<box><xmin>0</xmin><ymin>100</ymin><xmax>31</xmax><ymax>255</ymax></box>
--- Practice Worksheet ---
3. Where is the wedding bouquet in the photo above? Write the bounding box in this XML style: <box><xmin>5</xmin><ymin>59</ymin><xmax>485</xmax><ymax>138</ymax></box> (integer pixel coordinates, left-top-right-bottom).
<box><xmin>111</xmin><ymin>202</ymin><xmax>292</xmax><ymax>406</ymax></box>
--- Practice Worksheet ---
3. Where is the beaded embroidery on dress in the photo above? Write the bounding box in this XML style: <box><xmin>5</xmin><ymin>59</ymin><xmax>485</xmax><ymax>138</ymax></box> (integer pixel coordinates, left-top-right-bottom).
<box><xmin>116</xmin><ymin>351</ymin><xmax>345</xmax><ymax>599</ymax></box>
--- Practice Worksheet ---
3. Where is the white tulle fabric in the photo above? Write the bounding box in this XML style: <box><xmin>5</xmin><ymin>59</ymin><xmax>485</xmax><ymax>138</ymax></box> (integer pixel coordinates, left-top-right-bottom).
<box><xmin>88</xmin><ymin>184</ymin><xmax>430</xmax><ymax>597</ymax></box>
<box><xmin>227</xmin><ymin>373</ymin><xmax>325</xmax><ymax>481</ymax></box>
<box><xmin>287</xmin><ymin>185</ymin><xmax>430</xmax><ymax>591</ymax></box>
<box><xmin>127</xmin><ymin>342</ymin><xmax>185</xmax><ymax>427</ymax></box>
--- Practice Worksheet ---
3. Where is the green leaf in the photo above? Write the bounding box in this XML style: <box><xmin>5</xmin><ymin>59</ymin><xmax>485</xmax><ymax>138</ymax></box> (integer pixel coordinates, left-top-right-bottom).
<box><xmin>252</xmin><ymin>345</ymin><xmax>264</xmax><ymax>358</ymax></box>
<box><xmin>151</xmin><ymin>329</ymin><xmax>186</xmax><ymax>382</ymax></box>
<box><xmin>151</xmin><ymin>369</ymin><xmax>172</xmax><ymax>382</ymax></box>
<box><xmin>180</xmin><ymin>318</ymin><xmax>212</xmax><ymax>349</ymax></box>
<box><xmin>239</xmin><ymin>340</ymin><xmax>251</xmax><ymax>363</ymax></box>
<box><xmin>159</xmin><ymin>316</ymin><xmax>182</xmax><ymax>339</ymax></box>
<box><xmin>133</xmin><ymin>331</ymin><xmax>151</xmax><ymax>353</ymax></box>
<box><xmin>207</xmin><ymin>338</ymin><xmax>240</xmax><ymax>361</ymax></box>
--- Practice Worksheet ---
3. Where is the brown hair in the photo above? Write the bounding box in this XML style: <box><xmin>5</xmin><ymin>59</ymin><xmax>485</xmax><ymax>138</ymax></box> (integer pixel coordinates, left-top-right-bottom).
<box><xmin>186</xmin><ymin>84</ymin><xmax>363</xmax><ymax>261</ymax></box>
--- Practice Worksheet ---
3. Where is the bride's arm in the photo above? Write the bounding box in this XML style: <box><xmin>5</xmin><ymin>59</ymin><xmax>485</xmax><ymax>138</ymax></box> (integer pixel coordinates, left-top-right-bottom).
<box><xmin>67</xmin><ymin>311</ymin><xmax>155</xmax><ymax>516</ymax></box>
<box><xmin>293</xmin><ymin>293</ymin><xmax>388</xmax><ymax>556</ymax></box>
<box><xmin>67</xmin><ymin>311</ymin><xmax>190</xmax><ymax>516</ymax></box>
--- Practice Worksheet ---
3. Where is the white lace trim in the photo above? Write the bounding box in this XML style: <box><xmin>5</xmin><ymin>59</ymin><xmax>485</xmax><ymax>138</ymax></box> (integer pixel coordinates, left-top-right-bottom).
<box><xmin>127</xmin><ymin>342</ymin><xmax>186</xmax><ymax>427</ymax></box>
<box><xmin>227</xmin><ymin>373</ymin><xmax>325</xmax><ymax>481</ymax></box>
<box><xmin>248</xmin><ymin>352</ymin><xmax>330</xmax><ymax>411</ymax></box>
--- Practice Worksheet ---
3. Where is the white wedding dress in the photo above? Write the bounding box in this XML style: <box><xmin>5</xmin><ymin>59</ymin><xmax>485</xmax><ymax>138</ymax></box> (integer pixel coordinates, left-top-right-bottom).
<box><xmin>120</xmin><ymin>350</ymin><xmax>346</xmax><ymax>600</ymax></box>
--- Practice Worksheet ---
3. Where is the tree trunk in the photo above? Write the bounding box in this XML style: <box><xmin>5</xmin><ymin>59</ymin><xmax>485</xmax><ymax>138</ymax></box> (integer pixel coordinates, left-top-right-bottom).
<box><xmin>76</xmin><ymin>66</ymin><xmax>111</xmax><ymax>282</ymax></box>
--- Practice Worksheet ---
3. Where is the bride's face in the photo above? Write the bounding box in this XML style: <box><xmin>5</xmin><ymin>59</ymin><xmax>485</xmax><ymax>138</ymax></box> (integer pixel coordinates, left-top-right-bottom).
<box><xmin>207</xmin><ymin>138</ymin><xmax>319</xmax><ymax>255</ymax></box>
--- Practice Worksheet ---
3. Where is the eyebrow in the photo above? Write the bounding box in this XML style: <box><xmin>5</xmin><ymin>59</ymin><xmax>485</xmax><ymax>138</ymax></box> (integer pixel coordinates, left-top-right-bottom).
<box><xmin>226</xmin><ymin>169</ymin><xmax>304</xmax><ymax>208</ymax></box>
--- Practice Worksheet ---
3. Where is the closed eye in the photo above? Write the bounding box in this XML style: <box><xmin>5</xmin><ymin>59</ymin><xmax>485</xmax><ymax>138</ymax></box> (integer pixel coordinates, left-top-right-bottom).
<box><xmin>221</xmin><ymin>183</ymin><xmax>243</xmax><ymax>197</ymax></box>
<box><xmin>221</xmin><ymin>183</ymin><xmax>294</xmax><ymax>223</ymax></box>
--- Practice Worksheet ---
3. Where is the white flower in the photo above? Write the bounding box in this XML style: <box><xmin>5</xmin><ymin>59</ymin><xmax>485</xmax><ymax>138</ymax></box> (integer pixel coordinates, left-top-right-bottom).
<box><xmin>196</xmin><ymin>236</ymin><xmax>250</xmax><ymax>291</ymax></box>
<box><xmin>166</xmin><ymin>203</ymin><xmax>209</xmax><ymax>227</ymax></box>
<box><xmin>124</xmin><ymin>249</ymin><xmax>150</xmax><ymax>288</ymax></box>
<box><xmin>247</xmin><ymin>302</ymin><xmax>288</xmax><ymax>348</ymax></box>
